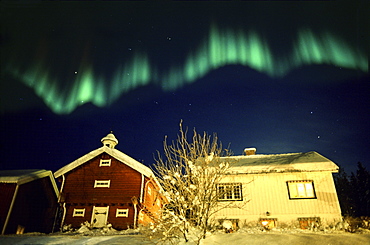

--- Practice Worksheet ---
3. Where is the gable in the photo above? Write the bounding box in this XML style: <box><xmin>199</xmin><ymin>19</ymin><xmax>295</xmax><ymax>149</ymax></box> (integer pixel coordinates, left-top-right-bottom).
<box><xmin>54</xmin><ymin>146</ymin><xmax>154</xmax><ymax>178</ymax></box>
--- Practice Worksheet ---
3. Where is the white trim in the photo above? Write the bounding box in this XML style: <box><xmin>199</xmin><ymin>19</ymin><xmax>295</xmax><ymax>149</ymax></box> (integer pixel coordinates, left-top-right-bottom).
<box><xmin>54</xmin><ymin>147</ymin><xmax>154</xmax><ymax>178</ymax></box>
<box><xmin>140</xmin><ymin>174</ymin><xmax>144</xmax><ymax>203</ymax></box>
<box><xmin>116</xmin><ymin>208</ymin><xmax>129</xmax><ymax>217</ymax></box>
<box><xmin>133</xmin><ymin>204</ymin><xmax>137</xmax><ymax>229</ymax></box>
<box><xmin>61</xmin><ymin>203</ymin><xmax>66</xmax><ymax>228</ymax></box>
<box><xmin>94</xmin><ymin>180</ymin><xmax>111</xmax><ymax>188</ymax></box>
<box><xmin>73</xmin><ymin>208</ymin><xmax>85</xmax><ymax>217</ymax></box>
<box><xmin>54</xmin><ymin>147</ymin><xmax>164</xmax><ymax>194</ymax></box>
<box><xmin>99</xmin><ymin>159</ymin><xmax>111</xmax><ymax>167</ymax></box>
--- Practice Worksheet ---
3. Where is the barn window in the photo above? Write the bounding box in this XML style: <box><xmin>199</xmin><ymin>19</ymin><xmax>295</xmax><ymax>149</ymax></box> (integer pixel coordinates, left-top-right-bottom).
<box><xmin>99</xmin><ymin>159</ymin><xmax>111</xmax><ymax>166</ymax></box>
<box><xmin>73</xmin><ymin>208</ymin><xmax>85</xmax><ymax>217</ymax></box>
<box><xmin>94</xmin><ymin>180</ymin><xmax>111</xmax><ymax>188</ymax></box>
<box><xmin>116</xmin><ymin>208</ymin><xmax>129</xmax><ymax>217</ymax></box>
<box><xmin>287</xmin><ymin>180</ymin><xmax>316</xmax><ymax>199</ymax></box>
<box><xmin>217</xmin><ymin>183</ymin><xmax>243</xmax><ymax>201</ymax></box>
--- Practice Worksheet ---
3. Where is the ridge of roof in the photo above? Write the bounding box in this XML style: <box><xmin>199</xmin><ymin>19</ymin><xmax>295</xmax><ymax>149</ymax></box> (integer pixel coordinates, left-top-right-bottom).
<box><xmin>220</xmin><ymin>151</ymin><xmax>338</xmax><ymax>173</ymax></box>
<box><xmin>54</xmin><ymin>146</ymin><xmax>154</xmax><ymax>178</ymax></box>
<box><xmin>0</xmin><ymin>169</ymin><xmax>59</xmax><ymax>196</ymax></box>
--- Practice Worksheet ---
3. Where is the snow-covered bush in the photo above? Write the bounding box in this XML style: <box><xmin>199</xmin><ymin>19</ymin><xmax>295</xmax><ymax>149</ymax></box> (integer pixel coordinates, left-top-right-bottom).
<box><xmin>150</xmin><ymin>122</ymin><xmax>243</xmax><ymax>244</ymax></box>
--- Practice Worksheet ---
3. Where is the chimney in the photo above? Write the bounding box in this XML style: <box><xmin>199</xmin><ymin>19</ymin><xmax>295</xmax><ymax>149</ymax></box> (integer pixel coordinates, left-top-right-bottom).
<box><xmin>244</xmin><ymin>147</ymin><xmax>256</xmax><ymax>155</ymax></box>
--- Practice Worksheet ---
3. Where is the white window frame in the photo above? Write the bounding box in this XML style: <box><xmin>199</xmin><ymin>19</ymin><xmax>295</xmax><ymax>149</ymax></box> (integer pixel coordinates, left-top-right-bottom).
<box><xmin>94</xmin><ymin>180</ymin><xmax>111</xmax><ymax>188</ymax></box>
<box><xmin>287</xmin><ymin>180</ymin><xmax>316</xmax><ymax>199</ymax></box>
<box><xmin>217</xmin><ymin>183</ymin><xmax>243</xmax><ymax>201</ymax></box>
<box><xmin>99</xmin><ymin>159</ymin><xmax>111</xmax><ymax>167</ymax></box>
<box><xmin>73</xmin><ymin>208</ymin><xmax>85</xmax><ymax>217</ymax></box>
<box><xmin>116</xmin><ymin>208</ymin><xmax>129</xmax><ymax>217</ymax></box>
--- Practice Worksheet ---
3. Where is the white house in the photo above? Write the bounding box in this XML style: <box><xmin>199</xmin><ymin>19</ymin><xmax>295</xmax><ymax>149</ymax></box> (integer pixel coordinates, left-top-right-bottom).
<box><xmin>214</xmin><ymin>148</ymin><xmax>342</xmax><ymax>230</ymax></box>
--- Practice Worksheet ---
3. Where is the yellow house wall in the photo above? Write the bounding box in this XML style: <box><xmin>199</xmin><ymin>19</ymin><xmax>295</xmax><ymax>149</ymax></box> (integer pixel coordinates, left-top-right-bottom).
<box><xmin>214</xmin><ymin>171</ymin><xmax>342</xmax><ymax>226</ymax></box>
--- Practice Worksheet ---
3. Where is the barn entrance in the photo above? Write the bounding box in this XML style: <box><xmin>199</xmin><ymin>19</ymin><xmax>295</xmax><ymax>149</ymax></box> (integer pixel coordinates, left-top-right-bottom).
<box><xmin>91</xmin><ymin>206</ymin><xmax>109</xmax><ymax>228</ymax></box>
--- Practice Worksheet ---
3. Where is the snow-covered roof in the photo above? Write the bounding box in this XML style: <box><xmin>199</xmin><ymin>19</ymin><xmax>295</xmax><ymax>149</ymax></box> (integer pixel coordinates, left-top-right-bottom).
<box><xmin>0</xmin><ymin>169</ymin><xmax>59</xmax><ymax>195</ymax></box>
<box><xmin>54</xmin><ymin>146</ymin><xmax>155</xmax><ymax>179</ymax></box>
<box><xmin>220</xmin><ymin>151</ymin><xmax>339</xmax><ymax>174</ymax></box>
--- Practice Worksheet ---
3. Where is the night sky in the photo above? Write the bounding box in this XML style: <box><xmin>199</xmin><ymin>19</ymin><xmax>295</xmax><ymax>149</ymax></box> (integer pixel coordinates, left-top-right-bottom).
<box><xmin>1</xmin><ymin>1</ymin><xmax>369</xmax><ymax>174</ymax></box>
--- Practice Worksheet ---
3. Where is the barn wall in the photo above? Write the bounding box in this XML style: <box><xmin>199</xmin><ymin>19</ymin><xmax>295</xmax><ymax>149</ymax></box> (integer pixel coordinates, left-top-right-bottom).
<box><xmin>139</xmin><ymin>178</ymin><xmax>164</xmax><ymax>225</ymax></box>
<box><xmin>5</xmin><ymin>177</ymin><xmax>58</xmax><ymax>234</ymax></box>
<box><xmin>0</xmin><ymin>183</ymin><xmax>17</xmax><ymax>233</ymax></box>
<box><xmin>214</xmin><ymin>171</ymin><xmax>342</xmax><ymax>226</ymax></box>
<box><xmin>61</xmin><ymin>153</ymin><xmax>147</xmax><ymax>229</ymax></box>
<box><xmin>62</xmin><ymin>153</ymin><xmax>142</xmax><ymax>204</ymax></box>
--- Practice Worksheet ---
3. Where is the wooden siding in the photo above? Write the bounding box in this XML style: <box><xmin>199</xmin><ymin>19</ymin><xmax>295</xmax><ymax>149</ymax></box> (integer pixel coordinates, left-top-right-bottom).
<box><xmin>60</xmin><ymin>153</ymin><xmax>164</xmax><ymax>229</ymax></box>
<box><xmin>139</xmin><ymin>178</ymin><xmax>164</xmax><ymax>225</ymax></box>
<box><xmin>0</xmin><ymin>183</ymin><xmax>17</xmax><ymax>232</ymax></box>
<box><xmin>62</xmin><ymin>153</ymin><xmax>142</xmax><ymax>204</ymax></box>
<box><xmin>3</xmin><ymin>177</ymin><xmax>58</xmax><ymax>234</ymax></box>
<box><xmin>214</xmin><ymin>171</ymin><xmax>342</xmax><ymax>225</ymax></box>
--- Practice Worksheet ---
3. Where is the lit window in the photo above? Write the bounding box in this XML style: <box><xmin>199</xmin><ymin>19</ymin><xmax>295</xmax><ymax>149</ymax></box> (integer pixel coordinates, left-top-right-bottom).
<box><xmin>73</xmin><ymin>208</ymin><xmax>85</xmax><ymax>217</ymax></box>
<box><xmin>116</xmin><ymin>208</ymin><xmax>129</xmax><ymax>217</ymax></box>
<box><xmin>147</xmin><ymin>186</ymin><xmax>152</xmax><ymax>196</ymax></box>
<box><xmin>217</xmin><ymin>183</ymin><xmax>243</xmax><ymax>201</ymax></box>
<box><xmin>94</xmin><ymin>180</ymin><xmax>111</xmax><ymax>188</ymax></box>
<box><xmin>287</xmin><ymin>180</ymin><xmax>316</xmax><ymax>199</ymax></box>
<box><xmin>99</xmin><ymin>159</ymin><xmax>111</xmax><ymax>167</ymax></box>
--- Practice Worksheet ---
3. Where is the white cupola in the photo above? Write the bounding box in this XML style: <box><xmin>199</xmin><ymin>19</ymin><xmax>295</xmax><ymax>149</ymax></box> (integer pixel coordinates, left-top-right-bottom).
<box><xmin>101</xmin><ymin>131</ymin><xmax>118</xmax><ymax>149</ymax></box>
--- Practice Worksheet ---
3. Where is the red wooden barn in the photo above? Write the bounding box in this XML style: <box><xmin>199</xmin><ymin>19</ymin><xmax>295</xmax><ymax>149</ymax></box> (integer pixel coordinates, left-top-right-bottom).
<box><xmin>54</xmin><ymin>132</ymin><xmax>166</xmax><ymax>230</ymax></box>
<box><xmin>0</xmin><ymin>169</ymin><xmax>59</xmax><ymax>234</ymax></box>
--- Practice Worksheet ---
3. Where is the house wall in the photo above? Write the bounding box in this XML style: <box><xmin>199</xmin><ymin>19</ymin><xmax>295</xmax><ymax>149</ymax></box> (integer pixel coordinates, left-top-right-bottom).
<box><xmin>214</xmin><ymin>171</ymin><xmax>342</xmax><ymax>227</ymax></box>
<box><xmin>60</xmin><ymin>153</ymin><xmax>162</xmax><ymax>229</ymax></box>
<box><xmin>3</xmin><ymin>177</ymin><xmax>58</xmax><ymax>234</ymax></box>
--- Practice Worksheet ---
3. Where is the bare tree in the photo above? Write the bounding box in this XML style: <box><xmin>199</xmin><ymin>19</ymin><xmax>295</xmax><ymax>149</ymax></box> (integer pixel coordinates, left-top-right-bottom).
<box><xmin>149</xmin><ymin>122</ymin><xmax>245</xmax><ymax>244</ymax></box>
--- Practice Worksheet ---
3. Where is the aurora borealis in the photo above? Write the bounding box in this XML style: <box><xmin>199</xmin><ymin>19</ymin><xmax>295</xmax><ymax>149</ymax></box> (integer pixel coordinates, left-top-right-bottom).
<box><xmin>4</xmin><ymin>24</ymin><xmax>368</xmax><ymax>114</ymax></box>
<box><xmin>1</xmin><ymin>1</ymin><xmax>369</xmax><ymax>174</ymax></box>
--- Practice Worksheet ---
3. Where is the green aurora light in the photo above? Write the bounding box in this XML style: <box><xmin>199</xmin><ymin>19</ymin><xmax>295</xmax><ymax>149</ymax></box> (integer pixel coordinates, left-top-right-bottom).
<box><xmin>5</xmin><ymin>25</ymin><xmax>368</xmax><ymax>114</ymax></box>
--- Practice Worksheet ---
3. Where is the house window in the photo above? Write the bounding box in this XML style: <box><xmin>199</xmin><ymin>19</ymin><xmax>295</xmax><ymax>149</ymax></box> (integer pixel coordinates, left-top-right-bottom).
<box><xmin>94</xmin><ymin>180</ymin><xmax>111</xmax><ymax>188</ymax></box>
<box><xmin>116</xmin><ymin>208</ymin><xmax>129</xmax><ymax>217</ymax></box>
<box><xmin>287</xmin><ymin>180</ymin><xmax>316</xmax><ymax>199</ymax></box>
<box><xmin>217</xmin><ymin>183</ymin><xmax>243</xmax><ymax>201</ymax></box>
<box><xmin>73</xmin><ymin>208</ymin><xmax>85</xmax><ymax>217</ymax></box>
<box><xmin>298</xmin><ymin>217</ymin><xmax>321</xmax><ymax>229</ymax></box>
<box><xmin>99</xmin><ymin>159</ymin><xmax>111</xmax><ymax>167</ymax></box>
<box><xmin>259</xmin><ymin>218</ymin><xmax>277</xmax><ymax>230</ymax></box>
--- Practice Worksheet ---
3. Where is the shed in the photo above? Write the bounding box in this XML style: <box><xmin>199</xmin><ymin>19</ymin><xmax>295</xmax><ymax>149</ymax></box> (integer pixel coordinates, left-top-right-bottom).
<box><xmin>0</xmin><ymin>169</ymin><xmax>59</xmax><ymax>234</ymax></box>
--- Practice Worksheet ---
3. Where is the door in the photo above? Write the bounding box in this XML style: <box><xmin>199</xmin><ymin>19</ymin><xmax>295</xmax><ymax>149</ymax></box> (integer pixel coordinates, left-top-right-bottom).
<box><xmin>91</xmin><ymin>206</ymin><xmax>109</xmax><ymax>228</ymax></box>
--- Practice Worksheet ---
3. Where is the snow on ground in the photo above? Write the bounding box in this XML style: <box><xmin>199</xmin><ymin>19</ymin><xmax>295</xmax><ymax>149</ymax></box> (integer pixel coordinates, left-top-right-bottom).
<box><xmin>1</xmin><ymin>229</ymin><xmax>370</xmax><ymax>245</ymax></box>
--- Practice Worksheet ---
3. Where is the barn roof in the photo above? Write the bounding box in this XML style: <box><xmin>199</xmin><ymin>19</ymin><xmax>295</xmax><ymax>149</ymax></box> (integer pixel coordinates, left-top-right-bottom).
<box><xmin>220</xmin><ymin>151</ymin><xmax>339</xmax><ymax>174</ymax></box>
<box><xmin>0</xmin><ymin>169</ymin><xmax>59</xmax><ymax>194</ymax></box>
<box><xmin>54</xmin><ymin>146</ymin><xmax>155</xmax><ymax>179</ymax></box>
